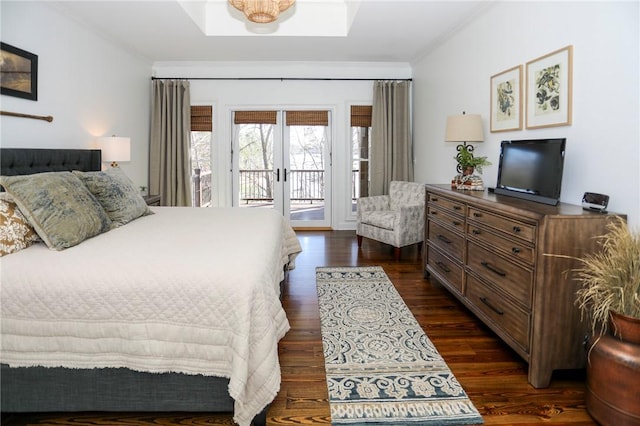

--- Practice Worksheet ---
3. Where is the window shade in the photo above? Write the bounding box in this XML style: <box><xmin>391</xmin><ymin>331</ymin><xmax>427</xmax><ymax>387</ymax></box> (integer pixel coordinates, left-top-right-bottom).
<box><xmin>351</xmin><ymin>105</ymin><xmax>372</xmax><ymax>127</ymax></box>
<box><xmin>286</xmin><ymin>110</ymin><xmax>329</xmax><ymax>126</ymax></box>
<box><xmin>191</xmin><ymin>105</ymin><xmax>212</xmax><ymax>132</ymax></box>
<box><xmin>234</xmin><ymin>111</ymin><xmax>277</xmax><ymax>124</ymax></box>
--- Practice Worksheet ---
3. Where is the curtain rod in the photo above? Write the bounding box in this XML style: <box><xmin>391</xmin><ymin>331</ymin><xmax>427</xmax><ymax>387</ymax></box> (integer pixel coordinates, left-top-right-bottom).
<box><xmin>150</xmin><ymin>77</ymin><xmax>412</xmax><ymax>82</ymax></box>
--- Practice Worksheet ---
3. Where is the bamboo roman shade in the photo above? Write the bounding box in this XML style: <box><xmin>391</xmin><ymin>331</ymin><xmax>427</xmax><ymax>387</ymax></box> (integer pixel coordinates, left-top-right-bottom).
<box><xmin>191</xmin><ymin>105</ymin><xmax>212</xmax><ymax>132</ymax></box>
<box><xmin>232</xmin><ymin>110</ymin><xmax>329</xmax><ymax>125</ymax></box>
<box><xmin>286</xmin><ymin>110</ymin><xmax>329</xmax><ymax>126</ymax></box>
<box><xmin>233</xmin><ymin>111</ymin><xmax>277</xmax><ymax>124</ymax></box>
<box><xmin>351</xmin><ymin>105</ymin><xmax>372</xmax><ymax>127</ymax></box>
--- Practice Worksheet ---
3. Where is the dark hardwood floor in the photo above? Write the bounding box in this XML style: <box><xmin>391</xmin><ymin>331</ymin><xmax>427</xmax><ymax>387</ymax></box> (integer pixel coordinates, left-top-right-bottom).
<box><xmin>2</xmin><ymin>230</ymin><xmax>596</xmax><ymax>425</ymax></box>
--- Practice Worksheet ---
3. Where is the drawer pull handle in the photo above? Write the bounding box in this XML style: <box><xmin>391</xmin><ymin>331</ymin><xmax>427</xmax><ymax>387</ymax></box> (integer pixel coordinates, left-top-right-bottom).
<box><xmin>512</xmin><ymin>247</ymin><xmax>521</xmax><ymax>254</ymax></box>
<box><xmin>513</xmin><ymin>226</ymin><xmax>521</xmax><ymax>233</ymax></box>
<box><xmin>472</xmin><ymin>229</ymin><xmax>481</xmax><ymax>235</ymax></box>
<box><xmin>473</xmin><ymin>212</ymin><xmax>482</xmax><ymax>218</ymax></box>
<box><xmin>432</xmin><ymin>197</ymin><xmax>439</xmax><ymax>202</ymax></box>
<box><xmin>481</xmin><ymin>261</ymin><xmax>507</xmax><ymax>277</ymax></box>
<box><xmin>453</xmin><ymin>206</ymin><xmax>462</xmax><ymax>210</ymax></box>
<box><xmin>436</xmin><ymin>261</ymin><xmax>451</xmax><ymax>273</ymax></box>
<box><xmin>480</xmin><ymin>296</ymin><xmax>504</xmax><ymax>315</ymax></box>
<box><xmin>432</xmin><ymin>211</ymin><xmax>438</xmax><ymax>215</ymax></box>
<box><xmin>438</xmin><ymin>234</ymin><xmax>452</xmax><ymax>244</ymax></box>
<box><xmin>452</xmin><ymin>221</ymin><xmax>461</xmax><ymax>226</ymax></box>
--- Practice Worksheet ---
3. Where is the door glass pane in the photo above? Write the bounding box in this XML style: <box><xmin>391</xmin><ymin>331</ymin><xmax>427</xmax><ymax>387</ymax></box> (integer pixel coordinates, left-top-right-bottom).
<box><xmin>352</xmin><ymin>126</ymin><xmax>370</xmax><ymax>213</ymax></box>
<box><xmin>237</xmin><ymin>123</ymin><xmax>275</xmax><ymax>209</ymax></box>
<box><xmin>190</xmin><ymin>131</ymin><xmax>212</xmax><ymax>207</ymax></box>
<box><xmin>289</xmin><ymin>125</ymin><xmax>326</xmax><ymax>221</ymax></box>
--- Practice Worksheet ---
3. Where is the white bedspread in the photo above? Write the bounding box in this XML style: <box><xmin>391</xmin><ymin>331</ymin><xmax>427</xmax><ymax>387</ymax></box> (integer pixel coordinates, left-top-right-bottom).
<box><xmin>0</xmin><ymin>207</ymin><xmax>302</xmax><ymax>426</ymax></box>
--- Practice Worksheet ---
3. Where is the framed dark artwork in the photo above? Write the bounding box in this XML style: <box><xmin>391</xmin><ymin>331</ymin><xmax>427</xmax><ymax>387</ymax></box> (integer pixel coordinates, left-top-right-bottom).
<box><xmin>1</xmin><ymin>42</ymin><xmax>38</xmax><ymax>101</ymax></box>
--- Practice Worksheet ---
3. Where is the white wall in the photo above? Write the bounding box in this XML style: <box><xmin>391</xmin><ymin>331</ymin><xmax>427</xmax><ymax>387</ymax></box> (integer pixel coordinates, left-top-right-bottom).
<box><xmin>0</xmin><ymin>2</ymin><xmax>152</xmax><ymax>189</ymax></box>
<box><xmin>412</xmin><ymin>1</ymin><xmax>640</xmax><ymax>227</ymax></box>
<box><xmin>154</xmin><ymin>62</ymin><xmax>411</xmax><ymax>229</ymax></box>
<box><xmin>5</xmin><ymin>1</ymin><xmax>637</xmax><ymax>227</ymax></box>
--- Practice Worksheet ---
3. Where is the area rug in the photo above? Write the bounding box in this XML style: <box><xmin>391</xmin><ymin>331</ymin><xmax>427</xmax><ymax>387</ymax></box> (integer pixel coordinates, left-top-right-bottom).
<box><xmin>316</xmin><ymin>266</ymin><xmax>483</xmax><ymax>425</ymax></box>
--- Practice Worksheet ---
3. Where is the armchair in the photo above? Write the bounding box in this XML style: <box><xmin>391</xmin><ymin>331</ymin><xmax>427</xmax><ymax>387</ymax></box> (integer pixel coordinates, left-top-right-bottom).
<box><xmin>356</xmin><ymin>181</ymin><xmax>426</xmax><ymax>260</ymax></box>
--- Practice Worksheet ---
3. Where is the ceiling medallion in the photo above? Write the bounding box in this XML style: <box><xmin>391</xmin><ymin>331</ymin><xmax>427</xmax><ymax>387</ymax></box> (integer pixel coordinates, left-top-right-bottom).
<box><xmin>229</xmin><ymin>0</ymin><xmax>296</xmax><ymax>24</ymax></box>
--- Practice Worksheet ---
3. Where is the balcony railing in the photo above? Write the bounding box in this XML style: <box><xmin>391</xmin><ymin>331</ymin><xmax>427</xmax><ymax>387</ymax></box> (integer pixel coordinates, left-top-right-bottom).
<box><xmin>239</xmin><ymin>169</ymin><xmax>326</xmax><ymax>203</ymax></box>
<box><xmin>191</xmin><ymin>169</ymin><xmax>361</xmax><ymax>207</ymax></box>
<box><xmin>238</xmin><ymin>169</ymin><xmax>360</xmax><ymax>203</ymax></box>
<box><xmin>192</xmin><ymin>169</ymin><xmax>212</xmax><ymax>207</ymax></box>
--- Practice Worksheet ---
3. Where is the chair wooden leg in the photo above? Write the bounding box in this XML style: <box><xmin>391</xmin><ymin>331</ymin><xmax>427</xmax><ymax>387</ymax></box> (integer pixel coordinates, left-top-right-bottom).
<box><xmin>357</xmin><ymin>235</ymin><xmax>363</xmax><ymax>247</ymax></box>
<box><xmin>394</xmin><ymin>247</ymin><xmax>401</xmax><ymax>260</ymax></box>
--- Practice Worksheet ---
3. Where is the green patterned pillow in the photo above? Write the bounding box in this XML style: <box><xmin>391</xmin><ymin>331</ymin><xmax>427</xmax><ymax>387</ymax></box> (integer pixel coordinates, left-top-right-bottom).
<box><xmin>0</xmin><ymin>172</ymin><xmax>112</xmax><ymax>250</ymax></box>
<box><xmin>73</xmin><ymin>167</ymin><xmax>152</xmax><ymax>227</ymax></box>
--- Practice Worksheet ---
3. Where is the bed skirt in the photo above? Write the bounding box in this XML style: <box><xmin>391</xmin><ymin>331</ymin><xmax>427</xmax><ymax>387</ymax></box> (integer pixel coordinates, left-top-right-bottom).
<box><xmin>0</xmin><ymin>364</ymin><xmax>268</xmax><ymax>425</ymax></box>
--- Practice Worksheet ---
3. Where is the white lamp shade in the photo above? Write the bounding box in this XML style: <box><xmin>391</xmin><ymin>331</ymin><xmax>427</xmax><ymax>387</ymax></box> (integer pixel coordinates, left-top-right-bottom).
<box><xmin>99</xmin><ymin>136</ymin><xmax>131</xmax><ymax>163</ymax></box>
<box><xmin>445</xmin><ymin>114</ymin><xmax>484</xmax><ymax>142</ymax></box>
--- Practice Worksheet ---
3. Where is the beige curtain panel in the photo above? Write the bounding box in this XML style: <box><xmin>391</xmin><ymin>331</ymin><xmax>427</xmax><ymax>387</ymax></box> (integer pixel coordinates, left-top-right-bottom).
<box><xmin>370</xmin><ymin>81</ymin><xmax>414</xmax><ymax>196</ymax></box>
<box><xmin>150</xmin><ymin>79</ymin><xmax>193</xmax><ymax>207</ymax></box>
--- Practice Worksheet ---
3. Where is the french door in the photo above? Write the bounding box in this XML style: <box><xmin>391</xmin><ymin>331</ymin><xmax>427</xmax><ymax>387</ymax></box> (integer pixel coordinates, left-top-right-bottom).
<box><xmin>231</xmin><ymin>110</ymin><xmax>331</xmax><ymax>228</ymax></box>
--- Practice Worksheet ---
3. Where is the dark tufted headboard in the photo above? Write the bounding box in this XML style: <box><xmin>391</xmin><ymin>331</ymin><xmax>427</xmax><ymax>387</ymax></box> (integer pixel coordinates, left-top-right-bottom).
<box><xmin>0</xmin><ymin>148</ymin><xmax>101</xmax><ymax>176</ymax></box>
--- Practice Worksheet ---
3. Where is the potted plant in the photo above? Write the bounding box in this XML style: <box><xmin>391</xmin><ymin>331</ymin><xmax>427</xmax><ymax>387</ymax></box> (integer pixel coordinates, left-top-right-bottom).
<box><xmin>573</xmin><ymin>216</ymin><xmax>640</xmax><ymax>425</ymax></box>
<box><xmin>454</xmin><ymin>148</ymin><xmax>492</xmax><ymax>176</ymax></box>
<box><xmin>451</xmin><ymin>148</ymin><xmax>492</xmax><ymax>191</ymax></box>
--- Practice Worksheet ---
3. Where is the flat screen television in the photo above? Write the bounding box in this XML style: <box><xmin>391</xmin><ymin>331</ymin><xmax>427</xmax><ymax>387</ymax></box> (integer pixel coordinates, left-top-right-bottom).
<box><xmin>494</xmin><ymin>138</ymin><xmax>566</xmax><ymax>206</ymax></box>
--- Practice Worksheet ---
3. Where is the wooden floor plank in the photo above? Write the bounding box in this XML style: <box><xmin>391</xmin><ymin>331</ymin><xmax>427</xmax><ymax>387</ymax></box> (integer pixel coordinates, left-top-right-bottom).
<box><xmin>1</xmin><ymin>230</ymin><xmax>595</xmax><ymax>425</ymax></box>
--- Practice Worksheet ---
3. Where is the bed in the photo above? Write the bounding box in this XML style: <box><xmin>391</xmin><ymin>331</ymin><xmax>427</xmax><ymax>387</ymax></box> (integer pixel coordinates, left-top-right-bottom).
<box><xmin>0</xmin><ymin>148</ymin><xmax>302</xmax><ymax>426</ymax></box>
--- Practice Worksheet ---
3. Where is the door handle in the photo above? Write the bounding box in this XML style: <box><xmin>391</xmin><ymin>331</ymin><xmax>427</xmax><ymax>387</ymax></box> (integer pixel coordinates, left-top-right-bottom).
<box><xmin>275</xmin><ymin>168</ymin><xmax>280</xmax><ymax>182</ymax></box>
<box><xmin>284</xmin><ymin>168</ymin><xmax>287</xmax><ymax>182</ymax></box>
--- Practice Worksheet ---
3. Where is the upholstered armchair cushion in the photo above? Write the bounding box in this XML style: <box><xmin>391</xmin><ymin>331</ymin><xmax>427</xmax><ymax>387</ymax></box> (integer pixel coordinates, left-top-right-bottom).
<box><xmin>356</xmin><ymin>181</ymin><xmax>426</xmax><ymax>258</ymax></box>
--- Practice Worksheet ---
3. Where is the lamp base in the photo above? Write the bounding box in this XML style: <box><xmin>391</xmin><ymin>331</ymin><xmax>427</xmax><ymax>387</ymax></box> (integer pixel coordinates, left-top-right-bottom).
<box><xmin>451</xmin><ymin>174</ymin><xmax>484</xmax><ymax>191</ymax></box>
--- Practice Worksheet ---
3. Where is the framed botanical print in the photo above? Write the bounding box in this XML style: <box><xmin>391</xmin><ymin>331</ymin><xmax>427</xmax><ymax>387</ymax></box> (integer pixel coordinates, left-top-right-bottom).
<box><xmin>490</xmin><ymin>65</ymin><xmax>522</xmax><ymax>132</ymax></box>
<box><xmin>0</xmin><ymin>42</ymin><xmax>38</xmax><ymax>101</ymax></box>
<box><xmin>526</xmin><ymin>45</ymin><xmax>573</xmax><ymax>129</ymax></box>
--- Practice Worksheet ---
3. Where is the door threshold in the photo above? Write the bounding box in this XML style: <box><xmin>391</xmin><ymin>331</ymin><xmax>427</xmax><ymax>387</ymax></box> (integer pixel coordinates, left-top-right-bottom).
<box><xmin>293</xmin><ymin>226</ymin><xmax>333</xmax><ymax>231</ymax></box>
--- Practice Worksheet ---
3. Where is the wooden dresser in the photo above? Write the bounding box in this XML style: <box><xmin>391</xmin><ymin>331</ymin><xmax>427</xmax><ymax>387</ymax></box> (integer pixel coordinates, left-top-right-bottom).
<box><xmin>423</xmin><ymin>184</ymin><xmax>622</xmax><ymax>388</ymax></box>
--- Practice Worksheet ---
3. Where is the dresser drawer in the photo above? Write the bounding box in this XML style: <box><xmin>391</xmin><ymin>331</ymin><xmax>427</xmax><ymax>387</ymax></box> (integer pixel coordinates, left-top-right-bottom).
<box><xmin>428</xmin><ymin>194</ymin><xmax>466</xmax><ymax>217</ymax></box>
<box><xmin>428</xmin><ymin>205</ymin><xmax>465</xmax><ymax>232</ymax></box>
<box><xmin>428</xmin><ymin>220</ymin><xmax>464</xmax><ymax>262</ymax></box>
<box><xmin>467</xmin><ymin>274</ymin><xmax>531</xmax><ymax>353</ymax></box>
<box><xmin>467</xmin><ymin>223</ymin><xmax>535</xmax><ymax>265</ymax></box>
<box><xmin>467</xmin><ymin>207</ymin><xmax>535</xmax><ymax>243</ymax></box>
<box><xmin>427</xmin><ymin>246</ymin><xmax>463</xmax><ymax>294</ymax></box>
<box><xmin>466</xmin><ymin>240</ymin><xmax>533</xmax><ymax>309</ymax></box>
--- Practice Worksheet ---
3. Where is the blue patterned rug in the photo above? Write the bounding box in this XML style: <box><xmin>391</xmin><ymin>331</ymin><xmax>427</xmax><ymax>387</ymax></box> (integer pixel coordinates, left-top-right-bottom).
<box><xmin>316</xmin><ymin>266</ymin><xmax>483</xmax><ymax>425</ymax></box>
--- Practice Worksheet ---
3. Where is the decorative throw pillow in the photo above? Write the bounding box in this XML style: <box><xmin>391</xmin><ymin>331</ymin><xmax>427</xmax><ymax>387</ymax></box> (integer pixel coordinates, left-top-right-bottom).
<box><xmin>73</xmin><ymin>167</ymin><xmax>153</xmax><ymax>227</ymax></box>
<box><xmin>0</xmin><ymin>172</ymin><xmax>112</xmax><ymax>250</ymax></box>
<box><xmin>0</xmin><ymin>194</ymin><xmax>40</xmax><ymax>256</ymax></box>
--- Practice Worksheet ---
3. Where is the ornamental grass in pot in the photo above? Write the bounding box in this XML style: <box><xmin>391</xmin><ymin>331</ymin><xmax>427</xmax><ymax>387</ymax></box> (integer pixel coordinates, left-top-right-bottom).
<box><xmin>573</xmin><ymin>216</ymin><xmax>640</xmax><ymax>426</ymax></box>
<box><xmin>575</xmin><ymin>216</ymin><xmax>640</xmax><ymax>338</ymax></box>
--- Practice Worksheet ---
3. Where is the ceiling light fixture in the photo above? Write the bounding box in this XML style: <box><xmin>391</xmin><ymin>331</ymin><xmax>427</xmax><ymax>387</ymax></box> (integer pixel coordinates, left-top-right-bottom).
<box><xmin>229</xmin><ymin>0</ymin><xmax>295</xmax><ymax>24</ymax></box>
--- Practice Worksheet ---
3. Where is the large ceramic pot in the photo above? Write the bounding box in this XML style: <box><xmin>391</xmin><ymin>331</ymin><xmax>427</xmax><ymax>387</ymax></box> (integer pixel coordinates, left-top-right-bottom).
<box><xmin>585</xmin><ymin>311</ymin><xmax>640</xmax><ymax>425</ymax></box>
